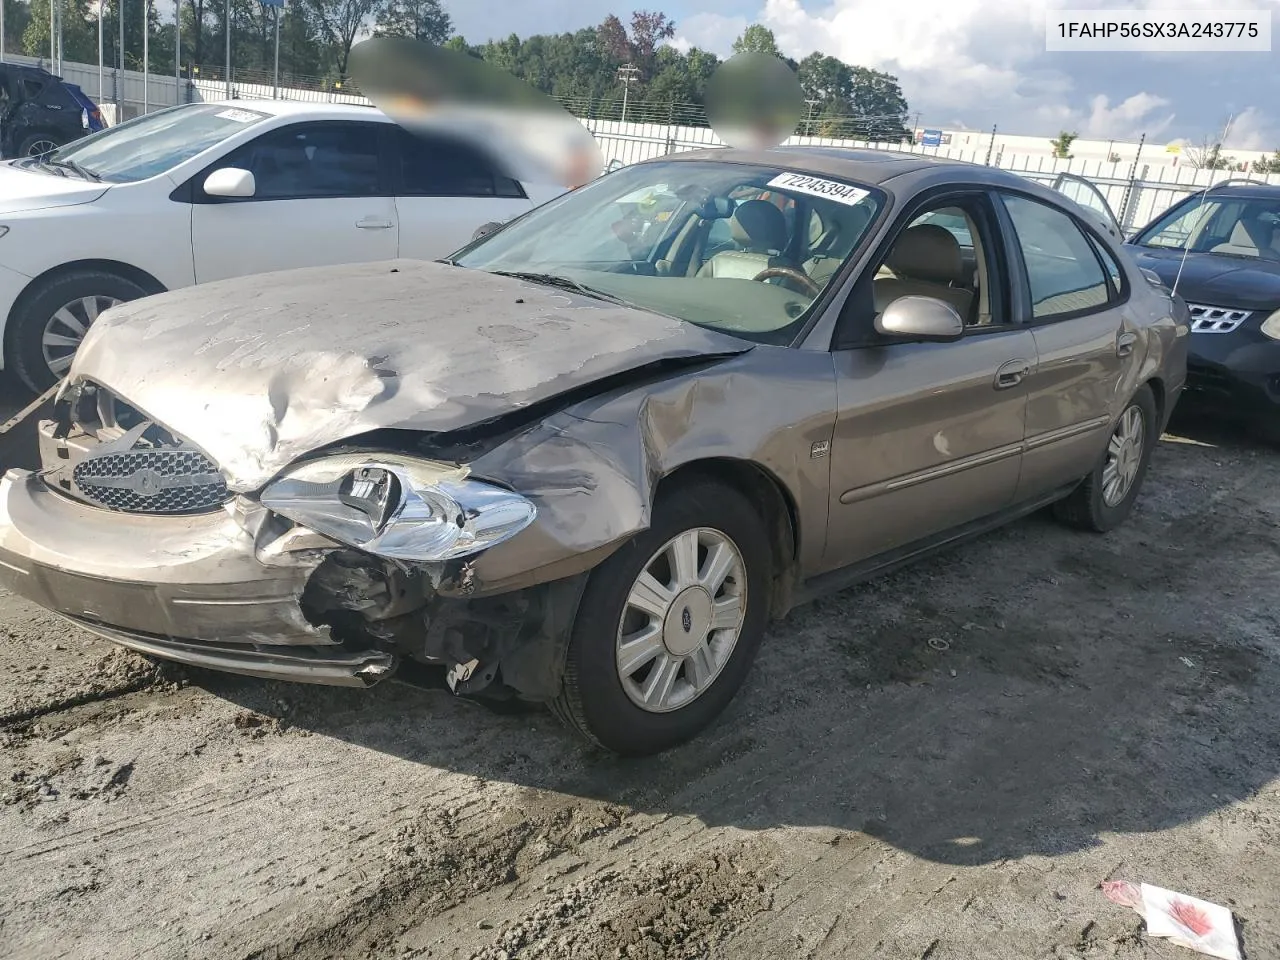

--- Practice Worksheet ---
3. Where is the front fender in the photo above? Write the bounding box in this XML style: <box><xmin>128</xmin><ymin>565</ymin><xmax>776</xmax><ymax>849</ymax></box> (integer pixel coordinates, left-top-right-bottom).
<box><xmin>458</xmin><ymin>346</ymin><xmax>838</xmax><ymax>596</ymax></box>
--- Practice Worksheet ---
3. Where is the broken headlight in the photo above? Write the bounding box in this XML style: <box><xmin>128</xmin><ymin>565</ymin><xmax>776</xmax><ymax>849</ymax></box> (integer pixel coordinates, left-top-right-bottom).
<box><xmin>259</xmin><ymin>454</ymin><xmax>536</xmax><ymax>562</ymax></box>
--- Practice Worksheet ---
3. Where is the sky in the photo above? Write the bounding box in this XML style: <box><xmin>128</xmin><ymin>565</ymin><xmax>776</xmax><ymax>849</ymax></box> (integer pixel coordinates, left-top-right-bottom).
<box><xmin>444</xmin><ymin>0</ymin><xmax>1280</xmax><ymax>151</ymax></box>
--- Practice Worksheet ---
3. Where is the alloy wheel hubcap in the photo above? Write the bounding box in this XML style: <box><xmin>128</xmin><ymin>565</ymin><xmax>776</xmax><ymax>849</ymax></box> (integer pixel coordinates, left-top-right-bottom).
<box><xmin>27</xmin><ymin>140</ymin><xmax>57</xmax><ymax>156</ymax></box>
<box><xmin>42</xmin><ymin>295</ymin><xmax>120</xmax><ymax>378</ymax></box>
<box><xmin>1102</xmin><ymin>404</ymin><xmax>1145</xmax><ymax>507</ymax></box>
<box><xmin>616</xmin><ymin>527</ymin><xmax>747</xmax><ymax>714</ymax></box>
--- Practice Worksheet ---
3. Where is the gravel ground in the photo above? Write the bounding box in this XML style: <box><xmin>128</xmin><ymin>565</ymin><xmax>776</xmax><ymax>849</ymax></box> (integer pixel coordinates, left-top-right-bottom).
<box><xmin>0</xmin><ymin>384</ymin><xmax>1278</xmax><ymax>960</ymax></box>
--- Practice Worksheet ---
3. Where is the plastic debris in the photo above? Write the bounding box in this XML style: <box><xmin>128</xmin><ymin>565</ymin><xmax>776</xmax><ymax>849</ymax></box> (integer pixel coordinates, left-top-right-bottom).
<box><xmin>1102</xmin><ymin>881</ymin><xmax>1240</xmax><ymax>960</ymax></box>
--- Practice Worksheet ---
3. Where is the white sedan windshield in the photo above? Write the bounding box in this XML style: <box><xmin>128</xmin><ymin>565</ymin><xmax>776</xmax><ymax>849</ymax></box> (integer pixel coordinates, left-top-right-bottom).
<box><xmin>31</xmin><ymin>104</ymin><xmax>269</xmax><ymax>183</ymax></box>
<box><xmin>456</xmin><ymin>160</ymin><xmax>884</xmax><ymax>345</ymax></box>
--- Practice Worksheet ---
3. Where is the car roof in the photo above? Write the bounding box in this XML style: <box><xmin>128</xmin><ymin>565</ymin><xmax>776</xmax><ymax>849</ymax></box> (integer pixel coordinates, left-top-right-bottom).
<box><xmin>1203</xmin><ymin>182</ymin><xmax>1280</xmax><ymax>200</ymax></box>
<box><xmin>200</xmin><ymin>99</ymin><xmax>390</xmax><ymax>122</ymax></box>
<box><xmin>657</xmin><ymin>144</ymin><xmax>1034</xmax><ymax>189</ymax></box>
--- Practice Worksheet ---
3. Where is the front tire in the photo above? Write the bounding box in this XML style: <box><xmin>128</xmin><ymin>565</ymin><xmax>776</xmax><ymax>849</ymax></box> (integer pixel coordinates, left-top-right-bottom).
<box><xmin>551</xmin><ymin>478</ymin><xmax>773</xmax><ymax>755</ymax></box>
<box><xmin>1053</xmin><ymin>384</ymin><xmax>1158</xmax><ymax>532</ymax></box>
<box><xmin>7</xmin><ymin>270</ymin><xmax>148</xmax><ymax>392</ymax></box>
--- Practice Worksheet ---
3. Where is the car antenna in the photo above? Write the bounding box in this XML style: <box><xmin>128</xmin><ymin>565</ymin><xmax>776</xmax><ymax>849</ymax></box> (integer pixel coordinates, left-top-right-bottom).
<box><xmin>1171</xmin><ymin>113</ymin><xmax>1235</xmax><ymax>302</ymax></box>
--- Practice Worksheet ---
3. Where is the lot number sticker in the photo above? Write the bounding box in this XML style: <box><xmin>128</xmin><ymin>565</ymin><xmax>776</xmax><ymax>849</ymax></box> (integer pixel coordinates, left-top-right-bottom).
<box><xmin>216</xmin><ymin>109</ymin><xmax>262</xmax><ymax>123</ymax></box>
<box><xmin>767</xmin><ymin>172</ymin><xmax>869</xmax><ymax>206</ymax></box>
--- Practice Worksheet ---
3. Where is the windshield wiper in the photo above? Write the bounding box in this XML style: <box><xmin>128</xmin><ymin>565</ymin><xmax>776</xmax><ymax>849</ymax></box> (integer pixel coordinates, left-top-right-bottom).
<box><xmin>21</xmin><ymin>154</ymin><xmax>67</xmax><ymax>176</ymax></box>
<box><xmin>46</xmin><ymin>158</ymin><xmax>101</xmax><ymax>181</ymax></box>
<box><xmin>489</xmin><ymin>270</ymin><xmax>637</xmax><ymax>308</ymax></box>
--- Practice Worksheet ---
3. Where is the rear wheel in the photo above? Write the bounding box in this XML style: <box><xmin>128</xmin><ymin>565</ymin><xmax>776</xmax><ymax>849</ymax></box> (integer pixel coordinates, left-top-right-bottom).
<box><xmin>1053</xmin><ymin>384</ymin><xmax>1158</xmax><ymax>532</ymax></box>
<box><xmin>7</xmin><ymin>270</ymin><xmax>148</xmax><ymax>392</ymax></box>
<box><xmin>551</xmin><ymin>478</ymin><xmax>772</xmax><ymax>755</ymax></box>
<box><xmin>17</xmin><ymin>133</ymin><xmax>61</xmax><ymax>157</ymax></box>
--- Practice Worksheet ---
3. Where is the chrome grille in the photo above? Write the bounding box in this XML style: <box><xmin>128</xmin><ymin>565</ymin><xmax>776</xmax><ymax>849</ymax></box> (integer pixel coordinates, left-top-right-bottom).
<box><xmin>1187</xmin><ymin>303</ymin><xmax>1251</xmax><ymax>333</ymax></box>
<box><xmin>72</xmin><ymin>442</ymin><xmax>230</xmax><ymax>515</ymax></box>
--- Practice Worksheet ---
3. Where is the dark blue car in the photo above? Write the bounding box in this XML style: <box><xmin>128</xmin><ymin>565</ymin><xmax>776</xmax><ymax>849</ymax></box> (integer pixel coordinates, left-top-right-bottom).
<box><xmin>0</xmin><ymin>64</ymin><xmax>104</xmax><ymax>159</ymax></box>
<box><xmin>1125</xmin><ymin>182</ymin><xmax>1280</xmax><ymax>441</ymax></box>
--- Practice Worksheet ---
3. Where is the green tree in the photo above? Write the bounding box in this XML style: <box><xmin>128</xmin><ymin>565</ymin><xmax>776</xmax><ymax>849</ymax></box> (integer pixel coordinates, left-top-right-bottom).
<box><xmin>1050</xmin><ymin>130</ymin><xmax>1078</xmax><ymax>158</ymax></box>
<box><xmin>373</xmin><ymin>0</ymin><xmax>450</xmax><ymax>45</ymax></box>
<box><xmin>3</xmin><ymin>0</ymin><xmax>33</xmax><ymax>56</ymax></box>
<box><xmin>304</xmin><ymin>0</ymin><xmax>388</xmax><ymax>76</ymax></box>
<box><xmin>23</xmin><ymin>0</ymin><xmax>98</xmax><ymax>65</ymax></box>
<box><xmin>1252</xmin><ymin>150</ymin><xmax>1280</xmax><ymax>174</ymax></box>
<box><xmin>731</xmin><ymin>24</ymin><xmax>780</xmax><ymax>57</ymax></box>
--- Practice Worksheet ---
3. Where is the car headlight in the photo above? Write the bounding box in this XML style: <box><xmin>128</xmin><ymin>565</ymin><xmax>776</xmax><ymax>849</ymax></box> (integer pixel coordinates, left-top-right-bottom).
<box><xmin>260</xmin><ymin>454</ymin><xmax>536</xmax><ymax>562</ymax></box>
<box><xmin>1262</xmin><ymin>309</ymin><xmax>1280</xmax><ymax>341</ymax></box>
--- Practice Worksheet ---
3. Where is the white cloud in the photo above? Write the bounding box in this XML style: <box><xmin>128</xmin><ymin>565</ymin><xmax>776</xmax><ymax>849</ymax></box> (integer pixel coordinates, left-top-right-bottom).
<box><xmin>676</xmin><ymin>0</ymin><xmax>1280</xmax><ymax>141</ymax></box>
<box><xmin>670</xmin><ymin>13</ymin><xmax>751</xmax><ymax>56</ymax></box>
<box><xmin>1226</xmin><ymin>107</ymin><xmax>1278</xmax><ymax>152</ymax></box>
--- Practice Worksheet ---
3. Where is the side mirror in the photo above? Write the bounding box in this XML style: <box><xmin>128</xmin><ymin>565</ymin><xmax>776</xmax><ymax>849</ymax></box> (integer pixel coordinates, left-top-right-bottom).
<box><xmin>875</xmin><ymin>296</ymin><xmax>965</xmax><ymax>342</ymax></box>
<box><xmin>203</xmin><ymin>167</ymin><xmax>256</xmax><ymax>198</ymax></box>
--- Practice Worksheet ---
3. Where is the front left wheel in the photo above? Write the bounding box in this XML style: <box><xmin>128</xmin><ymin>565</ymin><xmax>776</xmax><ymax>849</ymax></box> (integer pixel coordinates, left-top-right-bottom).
<box><xmin>7</xmin><ymin>269</ymin><xmax>148</xmax><ymax>392</ymax></box>
<box><xmin>551</xmin><ymin>478</ymin><xmax>773</xmax><ymax>755</ymax></box>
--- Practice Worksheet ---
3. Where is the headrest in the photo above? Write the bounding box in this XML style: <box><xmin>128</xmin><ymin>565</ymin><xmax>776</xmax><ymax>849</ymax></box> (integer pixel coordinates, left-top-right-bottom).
<box><xmin>886</xmin><ymin>223</ymin><xmax>965</xmax><ymax>283</ymax></box>
<box><xmin>729</xmin><ymin>199</ymin><xmax>787</xmax><ymax>253</ymax></box>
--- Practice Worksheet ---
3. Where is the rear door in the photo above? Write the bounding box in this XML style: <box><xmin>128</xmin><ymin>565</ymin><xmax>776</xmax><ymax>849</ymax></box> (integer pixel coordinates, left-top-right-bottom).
<box><xmin>995</xmin><ymin>190</ymin><xmax>1135</xmax><ymax>503</ymax></box>
<box><xmin>190</xmin><ymin>119</ymin><xmax>398</xmax><ymax>283</ymax></box>
<box><xmin>1050</xmin><ymin>172</ymin><xmax>1123</xmax><ymax>239</ymax></box>
<box><xmin>390</xmin><ymin>128</ymin><xmax>534</xmax><ymax>259</ymax></box>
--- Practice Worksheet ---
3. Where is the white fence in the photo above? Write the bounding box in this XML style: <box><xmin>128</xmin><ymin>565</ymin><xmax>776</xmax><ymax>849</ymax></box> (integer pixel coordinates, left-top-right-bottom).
<box><xmin>9</xmin><ymin>51</ymin><xmax>1280</xmax><ymax>229</ymax></box>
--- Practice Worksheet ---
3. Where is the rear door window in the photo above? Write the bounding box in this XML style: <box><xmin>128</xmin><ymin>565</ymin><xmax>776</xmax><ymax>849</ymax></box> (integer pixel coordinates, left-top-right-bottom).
<box><xmin>395</xmin><ymin>129</ymin><xmax>525</xmax><ymax>198</ymax></box>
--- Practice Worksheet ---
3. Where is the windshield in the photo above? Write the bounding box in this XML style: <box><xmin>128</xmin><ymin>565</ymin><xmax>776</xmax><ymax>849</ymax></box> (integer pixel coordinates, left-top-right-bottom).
<box><xmin>455</xmin><ymin>159</ymin><xmax>884</xmax><ymax>344</ymax></box>
<box><xmin>21</xmin><ymin>103</ymin><xmax>268</xmax><ymax>183</ymax></box>
<box><xmin>1134</xmin><ymin>194</ymin><xmax>1280</xmax><ymax>261</ymax></box>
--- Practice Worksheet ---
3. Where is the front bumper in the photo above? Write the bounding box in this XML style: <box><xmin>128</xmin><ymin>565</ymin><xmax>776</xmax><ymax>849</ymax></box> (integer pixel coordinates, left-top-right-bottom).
<box><xmin>0</xmin><ymin>469</ymin><xmax>395</xmax><ymax>686</ymax></box>
<box><xmin>1182</xmin><ymin>329</ymin><xmax>1280</xmax><ymax>430</ymax></box>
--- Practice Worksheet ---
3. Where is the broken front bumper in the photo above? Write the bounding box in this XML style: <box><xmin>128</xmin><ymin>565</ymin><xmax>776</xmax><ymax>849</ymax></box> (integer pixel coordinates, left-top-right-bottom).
<box><xmin>0</xmin><ymin>469</ymin><xmax>395</xmax><ymax>687</ymax></box>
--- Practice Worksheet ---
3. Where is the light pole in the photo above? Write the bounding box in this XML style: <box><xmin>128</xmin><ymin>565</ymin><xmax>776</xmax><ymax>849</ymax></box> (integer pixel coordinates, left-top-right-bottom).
<box><xmin>117</xmin><ymin>0</ymin><xmax>124</xmax><ymax>111</ymax></box>
<box><xmin>97</xmin><ymin>0</ymin><xmax>103</xmax><ymax>100</ymax></box>
<box><xmin>174</xmin><ymin>0</ymin><xmax>180</xmax><ymax>106</ymax></box>
<box><xmin>223</xmin><ymin>0</ymin><xmax>231</xmax><ymax>99</ymax></box>
<box><xmin>275</xmin><ymin>0</ymin><xmax>285</xmax><ymax>99</ymax></box>
<box><xmin>617</xmin><ymin>63</ymin><xmax>639</xmax><ymax>124</ymax></box>
<box><xmin>142</xmin><ymin>0</ymin><xmax>149</xmax><ymax>113</ymax></box>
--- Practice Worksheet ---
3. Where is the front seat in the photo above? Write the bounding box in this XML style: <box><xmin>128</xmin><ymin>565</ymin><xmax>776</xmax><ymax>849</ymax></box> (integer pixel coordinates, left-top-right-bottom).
<box><xmin>873</xmin><ymin>224</ymin><xmax>975</xmax><ymax>319</ymax></box>
<box><xmin>1211</xmin><ymin>217</ymin><xmax>1280</xmax><ymax>259</ymax></box>
<box><xmin>697</xmin><ymin>199</ymin><xmax>790</xmax><ymax>280</ymax></box>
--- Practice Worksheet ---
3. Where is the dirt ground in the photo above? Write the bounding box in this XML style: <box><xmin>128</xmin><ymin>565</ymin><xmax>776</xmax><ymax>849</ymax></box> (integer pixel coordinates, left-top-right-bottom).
<box><xmin>1</xmin><ymin>384</ymin><xmax>1278</xmax><ymax>960</ymax></box>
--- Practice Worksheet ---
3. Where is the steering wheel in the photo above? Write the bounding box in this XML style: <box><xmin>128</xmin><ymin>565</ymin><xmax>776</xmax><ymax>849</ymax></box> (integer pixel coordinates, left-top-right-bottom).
<box><xmin>752</xmin><ymin>266</ymin><xmax>822</xmax><ymax>297</ymax></box>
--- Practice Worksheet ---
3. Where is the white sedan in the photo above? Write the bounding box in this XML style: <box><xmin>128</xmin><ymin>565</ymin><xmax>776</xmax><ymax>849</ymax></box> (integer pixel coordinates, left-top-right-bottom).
<box><xmin>0</xmin><ymin>100</ymin><xmax>565</xmax><ymax>390</ymax></box>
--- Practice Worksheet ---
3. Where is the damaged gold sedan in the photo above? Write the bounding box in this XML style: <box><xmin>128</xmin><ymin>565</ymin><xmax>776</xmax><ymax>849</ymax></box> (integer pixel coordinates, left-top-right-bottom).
<box><xmin>0</xmin><ymin>148</ymin><xmax>1188</xmax><ymax>754</ymax></box>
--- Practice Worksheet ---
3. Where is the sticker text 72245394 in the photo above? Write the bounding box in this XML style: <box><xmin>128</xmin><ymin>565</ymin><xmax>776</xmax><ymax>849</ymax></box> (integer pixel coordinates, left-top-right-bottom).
<box><xmin>766</xmin><ymin>172</ymin><xmax>870</xmax><ymax>206</ymax></box>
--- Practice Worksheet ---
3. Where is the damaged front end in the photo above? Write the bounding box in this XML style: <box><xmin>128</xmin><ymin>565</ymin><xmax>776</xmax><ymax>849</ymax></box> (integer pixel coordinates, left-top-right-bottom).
<box><xmin>0</xmin><ymin>380</ymin><xmax>583</xmax><ymax>702</ymax></box>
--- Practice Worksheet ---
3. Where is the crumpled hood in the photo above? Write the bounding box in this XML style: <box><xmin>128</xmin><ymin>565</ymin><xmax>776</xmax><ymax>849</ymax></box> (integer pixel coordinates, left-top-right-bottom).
<box><xmin>1130</xmin><ymin>247</ymin><xmax>1280</xmax><ymax>313</ymax></box>
<box><xmin>0</xmin><ymin>161</ymin><xmax>109</xmax><ymax>215</ymax></box>
<box><xmin>68</xmin><ymin>259</ymin><xmax>753</xmax><ymax>492</ymax></box>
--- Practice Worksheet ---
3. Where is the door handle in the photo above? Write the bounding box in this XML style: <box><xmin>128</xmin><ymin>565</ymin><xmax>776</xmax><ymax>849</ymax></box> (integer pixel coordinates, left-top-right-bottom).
<box><xmin>1116</xmin><ymin>331</ymin><xmax>1137</xmax><ymax>357</ymax></box>
<box><xmin>356</xmin><ymin>217</ymin><xmax>394</xmax><ymax>230</ymax></box>
<box><xmin>994</xmin><ymin>358</ymin><xmax>1032</xmax><ymax>390</ymax></box>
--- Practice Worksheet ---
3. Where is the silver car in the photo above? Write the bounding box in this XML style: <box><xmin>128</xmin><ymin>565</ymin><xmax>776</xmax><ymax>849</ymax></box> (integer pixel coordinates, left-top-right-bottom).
<box><xmin>0</xmin><ymin>148</ymin><xmax>1189</xmax><ymax>755</ymax></box>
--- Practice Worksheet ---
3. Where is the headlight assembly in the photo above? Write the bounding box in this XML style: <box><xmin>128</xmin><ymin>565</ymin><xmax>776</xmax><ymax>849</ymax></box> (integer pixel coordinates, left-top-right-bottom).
<box><xmin>1261</xmin><ymin>308</ymin><xmax>1280</xmax><ymax>341</ymax></box>
<box><xmin>260</xmin><ymin>454</ymin><xmax>535</xmax><ymax>562</ymax></box>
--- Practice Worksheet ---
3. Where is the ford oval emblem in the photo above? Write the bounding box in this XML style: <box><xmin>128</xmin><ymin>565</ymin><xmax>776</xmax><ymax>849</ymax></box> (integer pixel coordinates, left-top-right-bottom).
<box><xmin>131</xmin><ymin>468</ymin><xmax>163</xmax><ymax>497</ymax></box>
